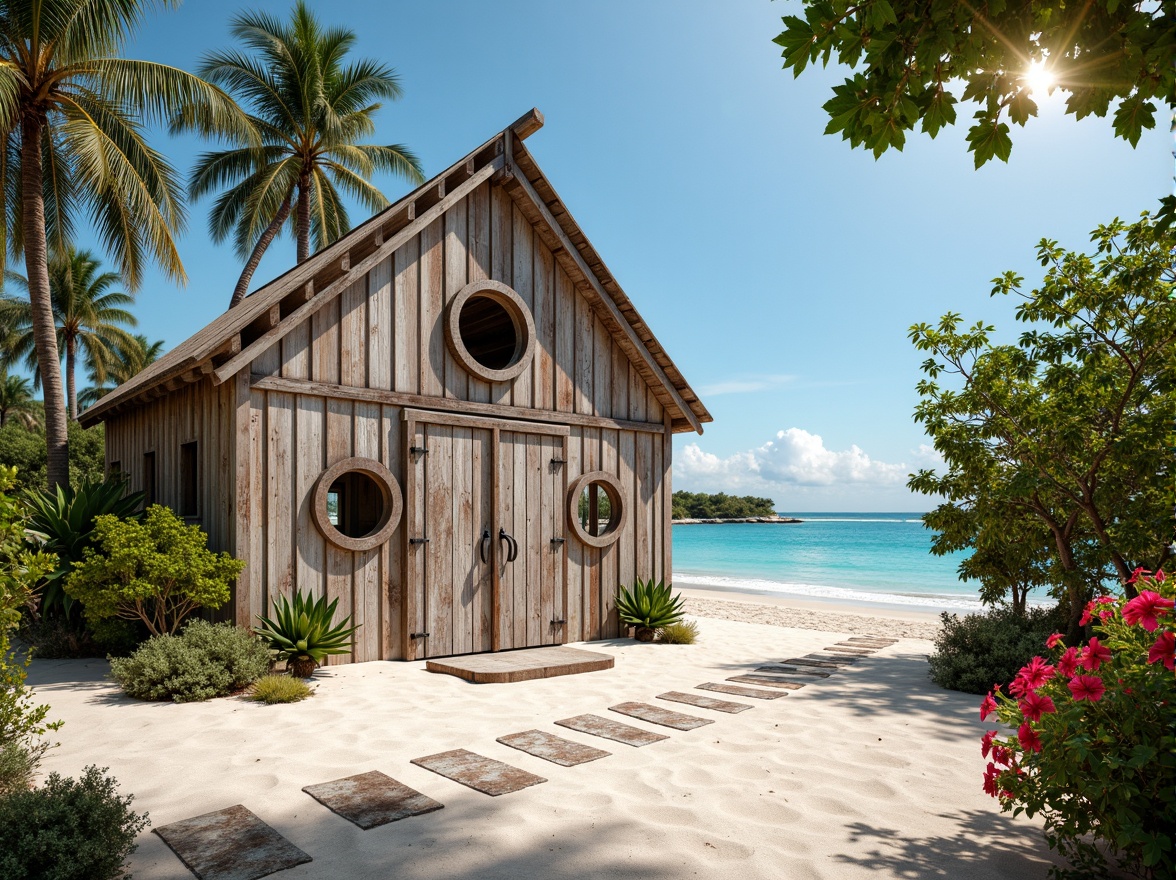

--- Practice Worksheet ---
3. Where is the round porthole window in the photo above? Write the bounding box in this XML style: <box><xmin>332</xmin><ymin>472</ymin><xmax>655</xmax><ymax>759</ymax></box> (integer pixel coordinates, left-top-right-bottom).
<box><xmin>312</xmin><ymin>457</ymin><xmax>403</xmax><ymax>552</ymax></box>
<box><xmin>567</xmin><ymin>471</ymin><xmax>627</xmax><ymax>549</ymax></box>
<box><xmin>445</xmin><ymin>280</ymin><xmax>536</xmax><ymax>382</ymax></box>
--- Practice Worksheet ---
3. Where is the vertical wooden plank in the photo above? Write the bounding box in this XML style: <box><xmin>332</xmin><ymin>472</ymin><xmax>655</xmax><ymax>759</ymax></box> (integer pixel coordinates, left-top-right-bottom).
<box><xmin>443</xmin><ymin>197</ymin><xmax>470</xmax><ymax>402</ymax></box>
<box><xmin>267</xmin><ymin>392</ymin><xmax>294</xmax><ymax>600</ymax></box>
<box><xmin>647</xmin><ymin>390</ymin><xmax>664</xmax><ymax>425</ymax></box>
<box><xmin>393</xmin><ymin>237</ymin><xmax>420</xmax><ymax>395</ymax></box>
<box><xmin>663</xmin><ymin>412</ymin><xmax>674</xmax><ymax>589</ymax></box>
<box><xmin>533</xmin><ymin>241</ymin><xmax>555</xmax><ymax>412</ymax></box>
<box><xmin>574</xmin><ymin>290</ymin><xmax>594</xmax><ymax>415</ymax></box>
<box><xmin>611</xmin><ymin>343</ymin><xmax>629</xmax><ymax>422</ymax></box>
<box><xmin>490</xmin><ymin>426</ymin><xmax>504</xmax><ymax>650</ymax></box>
<box><xmin>565</xmin><ymin>429</ymin><xmax>583</xmax><ymax>642</ymax></box>
<box><xmin>472</xmin><ymin>427</ymin><xmax>493</xmax><ymax>653</ymax></box>
<box><xmin>324</xmin><ymin>398</ymin><xmax>354</xmax><ymax>664</ymax></box>
<box><xmin>581</xmin><ymin>427</ymin><xmax>601</xmax><ymax>641</ymax></box>
<box><xmin>540</xmin><ymin>435</ymin><xmax>558</xmax><ymax>644</ymax></box>
<box><xmin>312</xmin><ymin>297</ymin><xmax>340</xmax><ymax>385</ymax></box>
<box><xmin>599</xmin><ymin>429</ymin><xmax>620</xmax><ymax>638</ymax></box>
<box><xmin>451</xmin><ymin>425</ymin><xmax>473</xmax><ymax>655</ymax></box>
<box><xmin>419</xmin><ymin>218</ymin><xmax>445</xmax><ymax>398</ymax></box>
<box><xmin>354</xmin><ymin>403</ymin><xmax>382</xmax><ymax>661</ymax></box>
<box><xmin>248</xmin><ymin>392</ymin><xmax>266</xmax><ymax>622</ymax></box>
<box><xmin>489</xmin><ymin>183</ymin><xmax>513</xmax><ymax>405</ymax></box>
<box><xmin>383</xmin><ymin>405</ymin><xmax>403</xmax><ymax>660</ymax></box>
<box><xmin>526</xmin><ymin>433</ymin><xmax>542</xmax><ymax>645</ymax></box>
<box><xmin>651</xmin><ymin>427</ymin><xmax>663</xmax><ymax>587</ymax></box>
<box><xmin>635</xmin><ymin>431</ymin><xmax>653</xmax><ymax>582</ymax></box>
<box><xmin>512</xmin><ymin>432</ymin><xmax>528</xmax><ymax>648</ymax></box>
<box><xmin>368</xmin><ymin>256</ymin><xmax>393</xmax><ymax>391</ymax></box>
<box><xmin>282</xmin><ymin>321</ymin><xmax>309</xmax><ymax>381</ymax></box>
<box><xmin>617</xmin><ymin>429</ymin><xmax>637</xmax><ymax>637</ymax></box>
<box><xmin>294</xmin><ymin>395</ymin><xmax>325</xmax><ymax>600</ymax></box>
<box><xmin>466</xmin><ymin>182</ymin><xmax>492</xmax><ymax>404</ymax></box>
<box><xmin>405</xmin><ymin>418</ymin><xmax>426</xmax><ymax>660</ymax></box>
<box><xmin>593</xmin><ymin>317</ymin><xmax>612</xmax><ymax>419</ymax></box>
<box><xmin>629</xmin><ymin>363</ymin><xmax>647</xmax><ymax>422</ymax></box>
<box><xmin>425</xmin><ymin>424</ymin><xmax>454</xmax><ymax>657</ymax></box>
<box><xmin>233</xmin><ymin>373</ymin><xmax>252</xmax><ymax>628</ymax></box>
<box><xmin>511</xmin><ymin>203</ymin><xmax>534</xmax><ymax>409</ymax></box>
<box><xmin>339</xmin><ymin>277</ymin><xmax>367</xmax><ymax>388</ymax></box>
<box><xmin>554</xmin><ymin>268</ymin><xmax>575</xmax><ymax>414</ymax></box>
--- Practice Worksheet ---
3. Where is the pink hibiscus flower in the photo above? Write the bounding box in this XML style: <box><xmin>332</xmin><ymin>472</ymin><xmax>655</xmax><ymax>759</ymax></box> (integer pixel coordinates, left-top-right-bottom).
<box><xmin>1046</xmin><ymin>633</ymin><xmax>1064</xmax><ymax>649</ymax></box>
<box><xmin>1056</xmin><ymin>647</ymin><xmax>1080</xmax><ymax>677</ymax></box>
<box><xmin>980</xmin><ymin>692</ymin><xmax>998</xmax><ymax>721</ymax></box>
<box><xmin>991</xmin><ymin>744</ymin><xmax>1012</xmax><ymax>767</ymax></box>
<box><xmin>1018</xmin><ymin>722</ymin><xmax>1042</xmax><ymax>753</ymax></box>
<box><xmin>1018</xmin><ymin>656</ymin><xmax>1055</xmax><ymax>690</ymax></box>
<box><xmin>1081</xmin><ymin>637</ymin><xmax>1112</xmax><ymax>671</ymax></box>
<box><xmin>1018</xmin><ymin>691</ymin><xmax>1056</xmax><ymax>722</ymax></box>
<box><xmin>1156</xmin><ymin>570</ymin><xmax>1167</xmax><ymax>583</ymax></box>
<box><xmin>1126</xmin><ymin>567</ymin><xmax>1151</xmax><ymax>585</ymax></box>
<box><xmin>1147</xmin><ymin>631</ymin><xmax>1175</xmax><ymax>672</ymax></box>
<box><xmin>983</xmin><ymin>762</ymin><xmax>998</xmax><ymax>797</ymax></box>
<box><xmin>1122</xmin><ymin>591</ymin><xmax>1175</xmax><ymax>632</ymax></box>
<box><xmin>981</xmin><ymin>730</ymin><xmax>997</xmax><ymax>758</ymax></box>
<box><xmin>1068</xmin><ymin>675</ymin><xmax>1106</xmax><ymax>702</ymax></box>
<box><xmin>1008</xmin><ymin>675</ymin><xmax>1031</xmax><ymax>698</ymax></box>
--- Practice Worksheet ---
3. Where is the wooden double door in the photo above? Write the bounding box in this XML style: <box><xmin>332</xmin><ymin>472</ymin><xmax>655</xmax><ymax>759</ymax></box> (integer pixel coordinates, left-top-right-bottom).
<box><xmin>403</xmin><ymin>409</ymin><xmax>569</xmax><ymax>660</ymax></box>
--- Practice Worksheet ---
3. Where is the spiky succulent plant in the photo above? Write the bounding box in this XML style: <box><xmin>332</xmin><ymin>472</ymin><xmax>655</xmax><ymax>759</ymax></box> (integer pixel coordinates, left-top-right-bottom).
<box><xmin>255</xmin><ymin>589</ymin><xmax>359</xmax><ymax>676</ymax></box>
<box><xmin>616</xmin><ymin>579</ymin><xmax>685</xmax><ymax>640</ymax></box>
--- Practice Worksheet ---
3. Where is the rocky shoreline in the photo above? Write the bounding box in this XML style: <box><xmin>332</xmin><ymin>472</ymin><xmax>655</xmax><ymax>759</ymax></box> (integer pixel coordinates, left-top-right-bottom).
<box><xmin>672</xmin><ymin>516</ymin><xmax>802</xmax><ymax>525</ymax></box>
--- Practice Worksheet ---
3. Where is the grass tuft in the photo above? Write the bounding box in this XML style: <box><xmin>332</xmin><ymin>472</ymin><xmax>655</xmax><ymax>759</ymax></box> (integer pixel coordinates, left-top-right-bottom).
<box><xmin>249</xmin><ymin>674</ymin><xmax>313</xmax><ymax>704</ymax></box>
<box><xmin>657</xmin><ymin>620</ymin><xmax>699</xmax><ymax>644</ymax></box>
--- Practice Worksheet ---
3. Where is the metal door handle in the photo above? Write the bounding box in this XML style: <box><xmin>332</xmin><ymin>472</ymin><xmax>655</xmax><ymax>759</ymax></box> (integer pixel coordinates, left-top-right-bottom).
<box><xmin>499</xmin><ymin>528</ymin><xmax>518</xmax><ymax>562</ymax></box>
<box><xmin>480</xmin><ymin>529</ymin><xmax>491</xmax><ymax>564</ymax></box>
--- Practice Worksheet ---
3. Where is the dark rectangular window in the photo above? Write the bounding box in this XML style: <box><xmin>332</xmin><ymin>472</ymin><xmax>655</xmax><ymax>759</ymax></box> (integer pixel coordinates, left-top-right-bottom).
<box><xmin>109</xmin><ymin>460</ymin><xmax>121</xmax><ymax>477</ymax></box>
<box><xmin>143</xmin><ymin>452</ymin><xmax>156</xmax><ymax>506</ymax></box>
<box><xmin>180</xmin><ymin>442</ymin><xmax>198</xmax><ymax>517</ymax></box>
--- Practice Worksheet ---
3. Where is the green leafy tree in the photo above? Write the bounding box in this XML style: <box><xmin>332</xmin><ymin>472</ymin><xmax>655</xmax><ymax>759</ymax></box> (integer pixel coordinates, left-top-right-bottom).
<box><xmin>78</xmin><ymin>334</ymin><xmax>165</xmax><ymax>411</ymax></box>
<box><xmin>0</xmin><ymin>0</ymin><xmax>252</xmax><ymax>489</ymax></box>
<box><xmin>671</xmin><ymin>491</ymin><xmax>778</xmax><ymax>519</ymax></box>
<box><xmin>2</xmin><ymin>248</ymin><xmax>138</xmax><ymax>420</ymax></box>
<box><xmin>909</xmin><ymin>214</ymin><xmax>1176</xmax><ymax>640</ymax></box>
<box><xmin>774</xmin><ymin>1</ymin><xmax>1173</xmax><ymax>167</ymax></box>
<box><xmin>191</xmin><ymin>0</ymin><xmax>426</xmax><ymax>308</ymax></box>
<box><xmin>0</xmin><ymin>421</ymin><xmax>105</xmax><ymax>493</ymax></box>
<box><xmin>65</xmin><ymin>505</ymin><xmax>244</xmax><ymax>637</ymax></box>
<box><xmin>0</xmin><ymin>373</ymin><xmax>40</xmax><ymax>429</ymax></box>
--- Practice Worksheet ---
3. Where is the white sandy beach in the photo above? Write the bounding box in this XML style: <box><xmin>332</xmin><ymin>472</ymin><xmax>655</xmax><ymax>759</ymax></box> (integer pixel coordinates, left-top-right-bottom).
<box><xmin>27</xmin><ymin>606</ymin><xmax>1058</xmax><ymax>880</ymax></box>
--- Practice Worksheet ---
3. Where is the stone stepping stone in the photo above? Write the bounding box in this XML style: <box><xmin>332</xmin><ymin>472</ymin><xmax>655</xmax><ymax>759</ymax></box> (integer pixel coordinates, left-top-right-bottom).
<box><xmin>656</xmin><ymin>691</ymin><xmax>751</xmax><ymax>714</ymax></box>
<box><xmin>824</xmin><ymin>646</ymin><xmax>875</xmax><ymax>655</ymax></box>
<box><xmin>497</xmin><ymin>730</ymin><xmax>611</xmax><ymax>766</ymax></box>
<box><xmin>756</xmin><ymin>665</ymin><xmax>831</xmax><ymax>678</ymax></box>
<box><xmin>555</xmin><ymin>713</ymin><xmax>669</xmax><ymax>746</ymax></box>
<box><xmin>727</xmin><ymin>675</ymin><xmax>805</xmax><ymax>690</ymax></box>
<box><xmin>697</xmin><ymin>682</ymin><xmax>787</xmax><ymax>700</ymax></box>
<box><xmin>411</xmin><ymin>749</ymin><xmax>546</xmax><ymax>797</ymax></box>
<box><xmin>610</xmin><ymin>701</ymin><xmax>713</xmax><ymax>730</ymax></box>
<box><xmin>846</xmin><ymin>637</ymin><xmax>896</xmax><ymax>646</ymax></box>
<box><xmin>803</xmin><ymin>653</ymin><xmax>858</xmax><ymax>665</ymax></box>
<box><xmin>784</xmin><ymin>657</ymin><xmax>842</xmax><ymax>669</ymax></box>
<box><xmin>302</xmin><ymin>771</ymin><xmax>442</xmax><ymax>830</ymax></box>
<box><xmin>836</xmin><ymin>641</ymin><xmax>887</xmax><ymax>649</ymax></box>
<box><xmin>155</xmin><ymin>804</ymin><xmax>311</xmax><ymax>880</ymax></box>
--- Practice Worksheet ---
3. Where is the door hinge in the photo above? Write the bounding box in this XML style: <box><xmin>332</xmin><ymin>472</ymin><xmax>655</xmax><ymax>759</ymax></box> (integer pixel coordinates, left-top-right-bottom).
<box><xmin>409</xmin><ymin>537</ymin><xmax>430</xmax><ymax>545</ymax></box>
<box><xmin>410</xmin><ymin>632</ymin><xmax>431</xmax><ymax>639</ymax></box>
<box><xmin>551</xmin><ymin>619</ymin><xmax>567</xmax><ymax>626</ymax></box>
<box><xmin>550</xmin><ymin>537</ymin><xmax>565</xmax><ymax>545</ymax></box>
<box><xmin>410</xmin><ymin>446</ymin><xmax>429</xmax><ymax>455</ymax></box>
<box><xmin>550</xmin><ymin>457</ymin><xmax>566</xmax><ymax>465</ymax></box>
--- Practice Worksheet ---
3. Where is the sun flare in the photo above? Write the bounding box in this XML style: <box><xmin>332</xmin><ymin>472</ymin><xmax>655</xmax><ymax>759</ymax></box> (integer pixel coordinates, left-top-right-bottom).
<box><xmin>1023</xmin><ymin>60</ymin><xmax>1056</xmax><ymax>99</ymax></box>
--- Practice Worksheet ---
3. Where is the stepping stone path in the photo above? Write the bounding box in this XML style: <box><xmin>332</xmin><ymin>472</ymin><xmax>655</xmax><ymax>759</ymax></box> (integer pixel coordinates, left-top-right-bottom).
<box><xmin>156</xmin><ymin>634</ymin><xmax>903</xmax><ymax>878</ymax></box>
<box><xmin>556</xmin><ymin>713</ymin><xmax>669</xmax><ymax>746</ymax></box>
<box><xmin>302</xmin><ymin>771</ymin><xmax>442</xmax><ymax>830</ymax></box>
<box><xmin>411</xmin><ymin>749</ymin><xmax>546</xmax><ymax>796</ymax></box>
<box><xmin>155</xmin><ymin>804</ymin><xmax>311</xmax><ymax>880</ymax></box>
<box><xmin>755</xmin><ymin>665</ymin><xmax>831</xmax><ymax>678</ymax></box>
<box><xmin>696</xmin><ymin>681</ymin><xmax>788</xmax><ymax>700</ymax></box>
<box><xmin>610</xmin><ymin>701</ymin><xmax>714</xmax><ymax>731</ymax></box>
<box><xmin>497</xmin><ymin>730</ymin><xmax>611</xmax><ymax>766</ymax></box>
<box><xmin>657</xmin><ymin>691</ymin><xmax>751</xmax><ymax>714</ymax></box>
<box><xmin>726</xmin><ymin>675</ymin><xmax>805</xmax><ymax>690</ymax></box>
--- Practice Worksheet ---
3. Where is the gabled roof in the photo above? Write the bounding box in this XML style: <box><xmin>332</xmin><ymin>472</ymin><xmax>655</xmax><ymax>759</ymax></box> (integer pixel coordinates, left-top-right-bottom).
<box><xmin>80</xmin><ymin>109</ymin><xmax>711</xmax><ymax>433</ymax></box>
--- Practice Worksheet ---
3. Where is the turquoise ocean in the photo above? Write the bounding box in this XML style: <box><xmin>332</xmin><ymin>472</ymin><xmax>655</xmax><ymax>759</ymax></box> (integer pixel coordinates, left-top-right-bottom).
<box><xmin>671</xmin><ymin>513</ymin><xmax>988</xmax><ymax>612</ymax></box>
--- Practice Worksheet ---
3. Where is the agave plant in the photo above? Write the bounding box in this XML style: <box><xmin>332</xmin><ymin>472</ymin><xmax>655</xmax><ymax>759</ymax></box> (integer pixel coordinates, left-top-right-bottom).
<box><xmin>23</xmin><ymin>475</ymin><xmax>144</xmax><ymax>620</ymax></box>
<box><xmin>616</xmin><ymin>579</ymin><xmax>686</xmax><ymax>642</ymax></box>
<box><xmin>255</xmin><ymin>589</ymin><xmax>360</xmax><ymax>677</ymax></box>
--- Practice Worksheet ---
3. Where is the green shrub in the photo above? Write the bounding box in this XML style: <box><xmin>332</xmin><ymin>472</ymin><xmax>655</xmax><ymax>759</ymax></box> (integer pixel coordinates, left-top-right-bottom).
<box><xmin>0</xmin><ymin>765</ymin><xmax>148</xmax><ymax>880</ymax></box>
<box><xmin>983</xmin><ymin>573</ymin><xmax>1175</xmax><ymax>877</ymax></box>
<box><xmin>657</xmin><ymin>620</ymin><xmax>699</xmax><ymax>644</ymax></box>
<box><xmin>0</xmin><ymin>738</ymin><xmax>49</xmax><ymax>794</ymax></box>
<box><xmin>17</xmin><ymin>614</ymin><xmax>141</xmax><ymax>660</ymax></box>
<box><xmin>249</xmin><ymin>674</ymin><xmax>313</xmax><ymax>704</ymax></box>
<box><xmin>109</xmin><ymin>620</ymin><xmax>269</xmax><ymax>703</ymax></box>
<box><xmin>928</xmin><ymin>605</ymin><xmax>1064</xmax><ymax>695</ymax></box>
<box><xmin>616</xmin><ymin>579</ymin><xmax>685</xmax><ymax>640</ymax></box>
<box><xmin>0</xmin><ymin>421</ymin><xmax>107</xmax><ymax>493</ymax></box>
<box><xmin>65</xmin><ymin>505</ymin><xmax>243</xmax><ymax>636</ymax></box>
<box><xmin>255</xmin><ymin>589</ymin><xmax>359</xmax><ymax>677</ymax></box>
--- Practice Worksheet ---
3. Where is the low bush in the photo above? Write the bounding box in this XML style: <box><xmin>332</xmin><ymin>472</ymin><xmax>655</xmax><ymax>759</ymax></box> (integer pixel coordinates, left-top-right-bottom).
<box><xmin>110</xmin><ymin>620</ymin><xmax>270</xmax><ymax>703</ymax></box>
<box><xmin>0</xmin><ymin>765</ymin><xmax>148</xmax><ymax>880</ymax></box>
<box><xmin>982</xmin><ymin>572</ymin><xmax>1175</xmax><ymax>878</ymax></box>
<box><xmin>927</xmin><ymin>605</ymin><xmax>1064</xmax><ymax>694</ymax></box>
<box><xmin>657</xmin><ymin>620</ymin><xmax>699</xmax><ymax>644</ymax></box>
<box><xmin>249</xmin><ymin>674</ymin><xmax>313</xmax><ymax>704</ymax></box>
<box><xmin>0</xmin><ymin>737</ymin><xmax>49</xmax><ymax>794</ymax></box>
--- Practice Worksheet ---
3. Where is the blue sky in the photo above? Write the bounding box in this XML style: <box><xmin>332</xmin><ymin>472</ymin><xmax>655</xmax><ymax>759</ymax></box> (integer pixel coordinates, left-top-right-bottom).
<box><xmin>67</xmin><ymin>0</ymin><xmax>1169</xmax><ymax>511</ymax></box>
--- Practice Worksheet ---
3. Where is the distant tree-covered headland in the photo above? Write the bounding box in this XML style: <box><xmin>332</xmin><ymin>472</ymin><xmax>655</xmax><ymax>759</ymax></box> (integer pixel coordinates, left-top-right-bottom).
<box><xmin>671</xmin><ymin>492</ymin><xmax>776</xmax><ymax>520</ymax></box>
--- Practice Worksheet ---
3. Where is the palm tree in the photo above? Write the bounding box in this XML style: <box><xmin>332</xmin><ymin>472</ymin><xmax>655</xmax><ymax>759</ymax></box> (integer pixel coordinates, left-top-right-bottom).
<box><xmin>0</xmin><ymin>0</ymin><xmax>252</xmax><ymax>489</ymax></box>
<box><xmin>0</xmin><ymin>373</ymin><xmax>41</xmax><ymax>429</ymax></box>
<box><xmin>192</xmin><ymin>0</ymin><xmax>426</xmax><ymax>308</ymax></box>
<box><xmin>78</xmin><ymin>333</ymin><xmax>165</xmax><ymax>410</ymax></box>
<box><xmin>3</xmin><ymin>248</ymin><xmax>139</xmax><ymax>420</ymax></box>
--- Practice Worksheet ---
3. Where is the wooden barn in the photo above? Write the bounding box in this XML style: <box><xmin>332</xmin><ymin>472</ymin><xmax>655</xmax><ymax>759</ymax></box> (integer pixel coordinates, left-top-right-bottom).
<box><xmin>79</xmin><ymin>110</ymin><xmax>712</xmax><ymax>664</ymax></box>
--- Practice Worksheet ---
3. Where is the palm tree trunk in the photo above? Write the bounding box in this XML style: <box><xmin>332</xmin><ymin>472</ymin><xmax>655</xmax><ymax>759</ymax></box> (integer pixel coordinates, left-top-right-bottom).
<box><xmin>230</xmin><ymin>196</ymin><xmax>292</xmax><ymax>309</ymax></box>
<box><xmin>296</xmin><ymin>173</ymin><xmax>311</xmax><ymax>263</ymax></box>
<box><xmin>20</xmin><ymin>115</ymin><xmax>68</xmax><ymax>490</ymax></box>
<box><xmin>66</xmin><ymin>339</ymin><xmax>77</xmax><ymax>421</ymax></box>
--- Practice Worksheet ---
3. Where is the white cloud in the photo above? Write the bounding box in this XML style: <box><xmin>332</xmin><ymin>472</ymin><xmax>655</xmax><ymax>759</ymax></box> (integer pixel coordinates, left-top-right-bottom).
<box><xmin>675</xmin><ymin>428</ymin><xmax>918</xmax><ymax>508</ymax></box>
<box><xmin>697</xmin><ymin>374</ymin><xmax>795</xmax><ymax>397</ymax></box>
